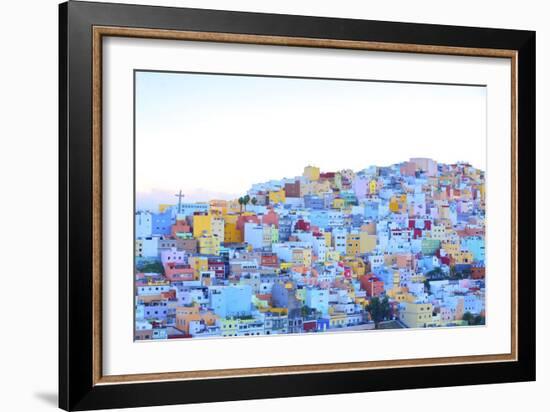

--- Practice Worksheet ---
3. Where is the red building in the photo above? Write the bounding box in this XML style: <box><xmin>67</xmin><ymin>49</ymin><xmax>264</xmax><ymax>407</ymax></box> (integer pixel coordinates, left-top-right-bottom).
<box><xmin>164</xmin><ymin>263</ymin><xmax>194</xmax><ymax>282</ymax></box>
<box><xmin>408</xmin><ymin>219</ymin><xmax>432</xmax><ymax>230</ymax></box>
<box><xmin>260</xmin><ymin>253</ymin><xmax>279</xmax><ymax>268</ymax></box>
<box><xmin>284</xmin><ymin>180</ymin><xmax>301</xmax><ymax>198</ymax></box>
<box><xmin>261</xmin><ymin>209</ymin><xmax>279</xmax><ymax>227</ymax></box>
<box><xmin>236</xmin><ymin>215</ymin><xmax>260</xmax><ymax>232</ymax></box>
<box><xmin>171</xmin><ymin>220</ymin><xmax>191</xmax><ymax>238</ymax></box>
<box><xmin>471</xmin><ymin>264</ymin><xmax>486</xmax><ymax>279</ymax></box>
<box><xmin>207</xmin><ymin>257</ymin><xmax>226</xmax><ymax>278</ymax></box>
<box><xmin>360</xmin><ymin>273</ymin><xmax>385</xmax><ymax>297</ymax></box>
<box><xmin>303</xmin><ymin>319</ymin><xmax>317</xmax><ymax>332</ymax></box>
<box><xmin>294</xmin><ymin>219</ymin><xmax>311</xmax><ymax>232</ymax></box>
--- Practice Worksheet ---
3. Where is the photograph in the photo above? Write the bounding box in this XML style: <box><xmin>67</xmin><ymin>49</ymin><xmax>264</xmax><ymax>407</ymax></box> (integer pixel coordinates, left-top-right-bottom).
<box><xmin>134</xmin><ymin>71</ymin><xmax>487</xmax><ymax>341</ymax></box>
<box><xmin>48</xmin><ymin>1</ymin><xmax>538</xmax><ymax>410</ymax></box>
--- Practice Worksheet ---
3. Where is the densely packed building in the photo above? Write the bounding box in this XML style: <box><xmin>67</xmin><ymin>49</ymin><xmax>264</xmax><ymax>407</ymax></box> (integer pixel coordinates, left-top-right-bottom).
<box><xmin>135</xmin><ymin>158</ymin><xmax>486</xmax><ymax>340</ymax></box>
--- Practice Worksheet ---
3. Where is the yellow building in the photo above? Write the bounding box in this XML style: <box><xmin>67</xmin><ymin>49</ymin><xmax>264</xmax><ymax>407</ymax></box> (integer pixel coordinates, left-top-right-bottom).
<box><xmin>399</xmin><ymin>302</ymin><xmax>435</xmax><ymax>328</ymax></box>
<box><xmin>369</xmin><ymin>179</ymin><xmax>378</xmax><ymax>195</ymax></box>
<box><xmin>193</xmin><ymin>214</ymin><xmax>212</xmax><ymax>238</ymax></box>
<box><xmin>158</xmin><ymin>204</ymin><xmax>174</xmax><ymax>213</ymax></box>
<box><xmin>188</xmin><ymin>256</ymin><xmax>209</xmax><ymax>280</ymax></box>
<box><xmin>346</xmin><ymin>233</ymin><xmax>361</xmax><ymax>256</ymax></box>
<box><xmin>442</xmin><ymin>241</ymin><xmax>460</xmax><ymax>259</ymax></box>
<box><xmin>223</xmin><ymin>214</ymin><xmax>243</xmax><ymax>243</ymax></box>
<box><xmin>454</xmin><ymin>251</ymin><xmax>474</xmax><ymax>264</ymax></box>
<box><xmin>280</xmin><ymin>262</ymin><xmax>293</xmax><ymax>271</ymax></box>
<box><xmin>323</xmin><ymin>231</ymin><xmax>332</xmax><ymax>249</ymax></box>
<box><xmin>292</xmin><ymin>248</ymin><xmax>312</xmax><ymax>267</ymax></box>
<box><xmin>342</xmin><ymin>257</ymin><xmax>366</xmax><ymax>277</ymax></box>
<box><xmin>329</xmin><ymin>313</ymin><xmax>347</xmax><ymax>328</ymax></box>
<box><xmin>389</xmin><ymin>194</ymin><xmax>407</xmax><ymax>213</ymax></box>
<box><xmin>303</xmin><ymin>165</ymin><xmax>320</xmax><ymax>181</ymax></box>
<box><xmin>193</xmin><ymin>214</ymin><xmax>224</xmax><ymax>242</ymax></box>
<box><xmin>387</xmin><ymin>286</ymin><xmax>415</xmax><ymax>303</ymax></box>
<box><xmin>389</xmin><ymin>196</ymin><xmax>400</xmax><ymax>213</ymax></box>
<box><xmin>198</xmin><ymin>235</ymin><xmax>220</xmax><ymax>255</ymax></box>
<box><xmin>268</xmin><ymin>189</ymin><xmax>286</xmax><ymax>204</ymax></box>
<box><xmin>359</xmin><ymin>232</ymin><xmax>377</xmax><ymax>253</ymax></box>
<box><xmin>333</xmin><ymin>198</ymin><xmax>345</xmax><ymax>210</ymax></box>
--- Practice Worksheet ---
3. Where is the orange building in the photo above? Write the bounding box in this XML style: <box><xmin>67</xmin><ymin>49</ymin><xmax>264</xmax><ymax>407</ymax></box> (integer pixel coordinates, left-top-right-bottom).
<box><xmin>360</xmin><ymin>273</ymin><xmax>384</xmax><ymax>297</ymax></box>
<box><xmin>175</xmin><ymin>305</ymin><xmax>218</xmax><ymax>335</ymax></box>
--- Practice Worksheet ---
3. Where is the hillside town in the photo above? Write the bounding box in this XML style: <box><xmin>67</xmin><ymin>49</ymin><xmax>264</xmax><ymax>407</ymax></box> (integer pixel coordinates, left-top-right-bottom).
<box><xmin>135</xmin><ymin>158</ymin><xmax>486</xmax><ymax>340</ymax></box>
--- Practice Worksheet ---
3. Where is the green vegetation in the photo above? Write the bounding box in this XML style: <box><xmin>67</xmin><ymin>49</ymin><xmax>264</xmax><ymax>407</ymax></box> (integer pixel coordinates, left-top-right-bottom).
<box><xmin>301</xmin><ymin>305</ymin><xmax>318</xmax><ymax>319</ymax></box>
<box><xmin>238</xmin><ymin>194</ymin><xmax>251</xmax><ymax>212</ymax></box>
<box><xmin>423</xmin><ymin>279</ymin><xmax>431</xmax><ymax>294</ymax></box>
<box><xmin>462</xmin><ymin>311</ymin><xmax>485</xmax><ymax>326</ymax></box>
<box><xmin>450</xmin><ymin>266</ymin><xmax>472</xmax><ymax>280</ymax></box>
<box><xmin>367</xmin><ymin>296</ymin><xmax>392</xmax><ymax>328</ymax></box>
<box><xmin>137</xmin><ymin>261</ymin><xmax>164</xmax><ymax>274</ymax></box>
<box><xmin>425</xmin><ymin>267</ymin><xmax>446</xmax><ymax>280</ymax></box>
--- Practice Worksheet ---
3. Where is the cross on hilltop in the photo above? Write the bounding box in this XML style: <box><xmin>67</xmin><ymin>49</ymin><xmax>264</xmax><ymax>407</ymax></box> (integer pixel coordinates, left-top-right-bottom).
<box><xmin>175</xmin><ymin>190</ymin><xmax>185</xmax><ymax>214</ymax></box>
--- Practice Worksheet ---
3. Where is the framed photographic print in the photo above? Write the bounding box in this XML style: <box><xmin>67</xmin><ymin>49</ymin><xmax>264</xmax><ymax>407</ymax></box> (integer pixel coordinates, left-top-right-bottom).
<box><xmin>59</xmin><ymin>1</ymin><xmax>536</xmax><ymax>410</ymax></box>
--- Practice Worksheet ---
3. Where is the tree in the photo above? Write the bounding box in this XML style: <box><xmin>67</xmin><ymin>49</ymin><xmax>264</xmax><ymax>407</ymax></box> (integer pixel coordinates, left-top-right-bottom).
<box><xmin>474</xmin><ymin>314</ymin><xmax>485</xmax><ymax>325</ymax></box>
<box><xmin>301</xmin><ymin>305</ymin><xmax>316</xmax><ymax>319</ymax></box>
<box><xmin>367</xmin><ymin>296</ymin><xmax>391</xmax><ymax>328</ymax></box>
<box><xmin>251</xmin><ymin>197</ymin><xmax>258</xmax><ymax>206</ymax></box>
<box><xmin>137</xmin><ymin>261</ymin><xmax>164</xmax><ymax>274</ymax></box>
<box><xmin>462</xmin><ymin>311</ymin><xmax>475</xmax><ymax>325</ymax></box>
<box><xmin>243</xmin><ymin>194</ymin><xmax>250</xmax><ymax>211</ymax></box>
<box><xmin>238</xmin><ymin>197</ymin><xmax>244</xmax><ymax>213</ymax></box>
<box><xmin>426</xmin><ymin>267</ymin><xmax>445</xmax><ymax>280</ymax></box>
<box><xmin>423</xmin><ymin>279</ymin><xmax>431</xmax><ymax>294</ymax></box>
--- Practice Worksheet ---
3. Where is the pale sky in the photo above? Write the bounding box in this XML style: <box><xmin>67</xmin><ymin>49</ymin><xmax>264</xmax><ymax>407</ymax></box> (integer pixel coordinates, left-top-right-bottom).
<box><xmin>135</xmin><ymin>71</ymin><xmax>486</xmax><ymax>209</ymax></box>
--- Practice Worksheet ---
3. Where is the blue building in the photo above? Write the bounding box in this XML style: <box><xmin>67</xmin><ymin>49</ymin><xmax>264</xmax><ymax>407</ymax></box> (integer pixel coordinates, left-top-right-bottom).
<box><xmin>278</xmin><ymin>216</ymin><xmax>293</xmax><ymax>242</ymax></box>
<box><xmin>303</xmin><ymin>195</ymin><xmax>325</xmax><ymax>210</ymax></box>
<box><xmin>462</xmin><ymin>236</ymin><xmax>485</xmax><ymax>263</ymax></box>
<box><xmin>309</xmin><ymin>210</ymin><xmax>329</xmax><ymax>229</ymax></box>
<box><xmin>364</xmin><ymin>200</ymin><xmax>380</xmax><ymax>220</ymax></box>
<box><xmin>151</xmin><ymin>209</ymin><xmax>175</xmax><ymax>236</ymax></box>
<box><xmin>210</xmin><ymin>285</ymin><xmax>252</xmax><ymax>317</ymax></box>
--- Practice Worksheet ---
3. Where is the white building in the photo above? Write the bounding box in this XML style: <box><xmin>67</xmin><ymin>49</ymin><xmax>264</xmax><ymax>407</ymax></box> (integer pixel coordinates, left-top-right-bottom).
<box><xmin>136</xmin><ymin>237</ymin><xmax>159</xmax><ymax>258</ymax></box>
<box><xmin>328</xmin><ymin>210</ymin><xmax>344</xmax><ymax>227</ymax></box>
<box><xmin>244</xmin><ymin>223</ymin><xmax>271</xmax><ymax>249</ymax></box>
<box><xmin>368</xmin><ymin>254</ymin><xmax>385</xmax><ymax>270</ymax></box>
<box><xmin>174</xmin><ymin>202</ymin><xmax>209</xmax><ymax>218</ymax></box>
<box><xmin>305</xmin><ymin>288</ymin><xmax>329</xmax><ymax>315</ymax></box>
<box><xmin>135</xmin><ymin>211</ymin><xmax>152</xmax><ymax>238</ymax></box>
<box><xmin>160</xmin><ymin>247</ymin><xmax>186</xmax><ymax>265</ymax></box>
<box><xmin>311</xmin><ymin>235</ymin><xmax>327</xmax><ymax>262</ymax></box>
<box><xmin>332</xmin><ymin>227</ymin><xmax>347</xmax><ymax>254</ymax></box>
